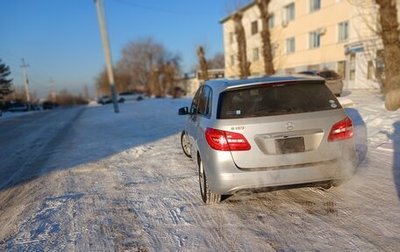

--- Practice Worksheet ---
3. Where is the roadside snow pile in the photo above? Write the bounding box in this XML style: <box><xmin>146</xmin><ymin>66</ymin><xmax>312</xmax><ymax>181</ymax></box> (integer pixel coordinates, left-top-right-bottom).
<box><xmin>0</xmin><ymin>110</ymin><xmax>39</xmax><ymax>119</ymax></box>
<box><xmin>337</xmin><ymin>96</ymin><xmax>354</xmax><ymax>107</ymax></box>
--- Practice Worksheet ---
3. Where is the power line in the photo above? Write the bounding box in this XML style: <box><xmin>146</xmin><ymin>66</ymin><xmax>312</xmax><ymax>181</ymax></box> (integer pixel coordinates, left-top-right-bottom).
<box><xmin>113</xmin><ymin>0</ymin><xmax>191</xmax><ymax>15</ymax></box>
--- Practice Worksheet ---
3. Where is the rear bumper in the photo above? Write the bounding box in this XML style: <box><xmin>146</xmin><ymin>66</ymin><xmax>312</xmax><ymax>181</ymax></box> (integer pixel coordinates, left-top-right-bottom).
<box><xmin>204</xmin><ymin>152</ymin><xmax>356</xmax><ymax>195</ymax></box>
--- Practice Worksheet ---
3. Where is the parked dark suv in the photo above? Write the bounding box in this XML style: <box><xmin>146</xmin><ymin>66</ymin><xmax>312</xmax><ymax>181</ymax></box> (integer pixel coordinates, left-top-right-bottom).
<box><xmin>297</xmin><ymin>70</ymin><xmax>344</xmax><ymax>96</ymax></box>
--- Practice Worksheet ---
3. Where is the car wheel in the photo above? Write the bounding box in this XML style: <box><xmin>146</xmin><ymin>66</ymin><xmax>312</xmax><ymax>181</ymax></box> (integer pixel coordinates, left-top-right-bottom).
<box><xmin>198</xmin><ymin>157</ymin><xmax>221</xmax><ymax>204</ymax></box>
<box><xmin>332</xmin><ymin>180</ymin><xmax>344</xmax><ymax>187</ymax></box>
<box><xmin>180</xmin><ymin>131</ymin><xmax>192</xmax><ymax>158</ymax></box>
<box><xmin>319</xmin><ymin>182</ymin><xmax>333</xmax><ymax>190</ymax></box>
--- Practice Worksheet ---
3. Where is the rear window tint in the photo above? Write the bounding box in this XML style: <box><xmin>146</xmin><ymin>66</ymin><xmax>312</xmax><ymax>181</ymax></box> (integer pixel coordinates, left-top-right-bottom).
<box><xmin>217</xmin><ymin>82</ymin><xmax>341</xmax><ymax>119</ymax></box>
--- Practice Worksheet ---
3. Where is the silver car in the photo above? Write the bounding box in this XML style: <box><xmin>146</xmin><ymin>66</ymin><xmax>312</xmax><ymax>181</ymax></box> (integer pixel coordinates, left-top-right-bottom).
<box><xmin>178</xmin><ymin>75</ymin><xmax>356</xmax><ymax>204</ymax></box>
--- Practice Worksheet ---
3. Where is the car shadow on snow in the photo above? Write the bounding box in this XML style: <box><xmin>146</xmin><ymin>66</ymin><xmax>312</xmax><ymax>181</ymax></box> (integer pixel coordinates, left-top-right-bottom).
<box><xmin>380</xmin><ymin>121</ymin><xmax>400</xmax><ymax>201</ymax></box>
<box><xmin>344</xmin><ymin>108</ymin><xmax>368</xmax><ymax>169</ymax></box>
<box><xmin>392</xmin><ymin>122</ymin><xmax>400</xmax><ymax>201</ymax></box>
<box><xmin>0</xmin><ymin>98</ymin><xmax>191</xmax><ymax>193</ymax></box>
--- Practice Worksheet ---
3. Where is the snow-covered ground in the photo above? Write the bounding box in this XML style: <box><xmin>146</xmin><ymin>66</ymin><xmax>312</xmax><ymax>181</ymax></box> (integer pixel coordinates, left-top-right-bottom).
<box><xmin>0</xmin><ymin>110</ymin><xmax>40</xmax><ymax>119</ymax></box>
<box><xmin>0</xmin><ymin>90</ymin><xmax>399</xmax><ymax>251</ymax></box>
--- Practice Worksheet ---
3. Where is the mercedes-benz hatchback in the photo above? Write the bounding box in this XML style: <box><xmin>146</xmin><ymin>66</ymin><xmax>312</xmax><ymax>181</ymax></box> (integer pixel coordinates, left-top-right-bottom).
<box><xmin>178</xmin><ymin>75</ymin><xmax>356</xmax><ymax>204</ymax></box>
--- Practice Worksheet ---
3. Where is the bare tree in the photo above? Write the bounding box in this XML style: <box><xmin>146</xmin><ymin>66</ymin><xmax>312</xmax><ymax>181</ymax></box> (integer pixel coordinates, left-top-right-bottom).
<box><xmin>6</xmin><ymin>86</ymin><xmax>24</xmax><ymax>101</ymax></box>
<box><xmin>148</xmin><ymin>68</ymin><xmax>160</xmax><ymax>97</ymax></box>
<box><xmin>161</xmin><ymin>61</ymin><xmax>178</xmax><ymax>95</ymax></box>
<box><xmin>117</xmin><ymin>38</ymin><xmax>166</xmax><ymax>92</ymax></box>
<box><xmin>95</xmin><ymin>68</ymin><xmax>128</xmax><ymax>95</ymax></box>
<box><xmin>208</xmin><ymin>53</ymin><xmax>225</xmax><ymax>69</ymax></box>
<box><xmin>96</xmin><ymin>37</ymin><xmax>181</xmax><ymax>96</ymax></box>
<box><xmin>233</xmin><ymin>12</ymin><xmax>251</xmax><ymax>79</ymax></box>
<box><xmin>256</xmin><ymin>0</ymin><xmax>275</xmax><ymax>75</ymax></box>
<box><xmin>375</xmin><ymin>0</ymin><xmax>400</xmax><ymax>110</ymax></box>
<box><xmin>197</xmin><ymin>46</ymin><xmax>209</xmax><ymax>81</ymax></box>
<box><xmin>53</xmin><ymin>89</ymin><xmax>88</xmax><ymax>105</ymax></box>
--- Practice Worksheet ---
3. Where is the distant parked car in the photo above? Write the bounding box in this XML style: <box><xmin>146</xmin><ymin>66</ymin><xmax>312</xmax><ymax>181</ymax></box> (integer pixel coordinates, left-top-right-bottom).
<box><xmin>97</xmin><ymin>95</ymin><xmax>125</xmax><ymax>105</ymax></box>
<box><xmin>42</xmin><ymin>101</ymin><xmax>57</xmax><ymax>110</ymax></box>
<box><xmin>8</xmin><ymin>102</ymin><xmax>29</xmax><ymax>112</ymax></box>
<box><xmin>27</xmin><ymin>103</ymin><xmax>41</xmax><ymax>111</ymax></box>
<box><xmin>119</xmin><ymin>91</ymin><xmax>144</xmax><ymax>101</ymax></box>
<box><xmin>97</xmin><ymin>95</ymin><xmax>112</xmax><ymax>105</ymax></box>
<box><xmin>297</xmin><ymin>70</ymin><xmax>344</xmax><ymax>96</ymax></box>
<box><xmin>178</xmin><ymin>75</ymin><xmax>356</xmax><ymax>204</ymax></box>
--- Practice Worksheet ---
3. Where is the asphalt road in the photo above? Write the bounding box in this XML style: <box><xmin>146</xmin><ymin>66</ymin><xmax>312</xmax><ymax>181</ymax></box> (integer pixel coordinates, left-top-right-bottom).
<box><xmin>0</xmin><ymin>107</ymin><xmax>84</xmax><ymax>191</ymax></box>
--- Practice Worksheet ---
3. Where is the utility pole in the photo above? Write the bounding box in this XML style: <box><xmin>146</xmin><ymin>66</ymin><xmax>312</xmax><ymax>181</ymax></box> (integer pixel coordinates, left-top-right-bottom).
<box><xmin>50</xmin><ymin>77</ymin><xmax>57</xmax><ymax>102</ymax></box>
<box><xmin>94</xmin><ymin>0</ymin><xmax>119</xmax><ymax>113</ymax></box>
<box><xmin>20</xmin><ymin>58</ymin><xmax>31</xmax><ymax>102</ymax></box>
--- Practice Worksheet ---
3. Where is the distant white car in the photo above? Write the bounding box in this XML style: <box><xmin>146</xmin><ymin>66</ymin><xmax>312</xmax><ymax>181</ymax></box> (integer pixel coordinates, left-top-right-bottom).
<box><xmin>118</xmin><ymin>92</ymin><xmax>144</xmax><ymax>102</ymax></box>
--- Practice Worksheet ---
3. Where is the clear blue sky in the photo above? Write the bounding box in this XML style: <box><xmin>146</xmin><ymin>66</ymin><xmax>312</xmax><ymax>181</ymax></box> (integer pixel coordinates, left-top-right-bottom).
<box><xmin>0</xmin><ymin>0</ymin><xmax>250</xmax><ymax>98</ymax></box>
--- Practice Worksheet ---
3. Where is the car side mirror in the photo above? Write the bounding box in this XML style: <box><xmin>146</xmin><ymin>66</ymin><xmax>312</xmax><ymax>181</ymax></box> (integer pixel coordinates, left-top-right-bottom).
<box><xmin>178</xmin><ymin>106</ymin><xmax>189</xmax><ymax>115</ymax></box>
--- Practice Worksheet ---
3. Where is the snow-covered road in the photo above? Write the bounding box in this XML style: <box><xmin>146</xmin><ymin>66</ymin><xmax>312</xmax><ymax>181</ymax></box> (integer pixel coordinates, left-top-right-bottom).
<box><xmin>0</xmin><ymin>90</ymin><xmax>399</xmax><ymax>251</ymax></box>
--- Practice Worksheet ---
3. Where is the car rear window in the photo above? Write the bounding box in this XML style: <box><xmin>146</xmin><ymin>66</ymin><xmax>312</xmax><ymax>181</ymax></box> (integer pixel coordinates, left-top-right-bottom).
<box><xmin>217</xmin><ymin>81</ymin><xmax>341</xmax><ymax>119</ymax></box>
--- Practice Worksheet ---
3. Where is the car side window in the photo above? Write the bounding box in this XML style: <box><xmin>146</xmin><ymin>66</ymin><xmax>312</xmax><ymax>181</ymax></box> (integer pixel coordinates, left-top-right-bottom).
<box><xmin>197</xmin><ymin>85</ymin><xmax>212</xmax><ymax>118</ymax></box>
<box><xmin>204</xmin><ymin>86</ymin><xmax>212</xmax><ymax>118</ymax></box>
<box><xmin>190</xmin><ymin>87</ymin><xmax>202</xmax><ymax>114</ymax></box>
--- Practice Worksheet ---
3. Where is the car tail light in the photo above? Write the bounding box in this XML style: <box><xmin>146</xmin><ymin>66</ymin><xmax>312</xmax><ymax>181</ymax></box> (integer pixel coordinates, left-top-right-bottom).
<box><xmin>328</xmin><ymin>116</ymin><xmax>353</xmax><ymax>142</ymax></box>
<box><xmin>205</xmin><ymin>128</ymin><xmax>251</xmax><ymax>151</ymax></box>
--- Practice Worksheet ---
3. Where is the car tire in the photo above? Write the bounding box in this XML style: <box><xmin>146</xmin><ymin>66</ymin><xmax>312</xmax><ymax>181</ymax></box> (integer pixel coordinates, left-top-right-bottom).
<box><xmin>180</xmin><ymin>131</ymin><xmax>192</xmax><ymax>158</ymax></box>
<box><xmin>319</xmin><ymin>182</ymin><xmax>333</xmax><ymax>190</ymax></box>
<box><xmin>332</xmin><ymin>180</ymin><xmax>344</xmax><ymax>187</ymax></box>
<box><xmin>198</xmin><ymin>157</ymin><xmax>221</xmax><ymax>204</ymax></box>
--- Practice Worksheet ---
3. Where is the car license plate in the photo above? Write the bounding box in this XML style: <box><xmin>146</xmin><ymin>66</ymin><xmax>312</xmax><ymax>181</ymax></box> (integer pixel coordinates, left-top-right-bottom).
<box><xmin>275</xmin><ymin>137</ymin><xmax>305</xmax><ymax>154</ymax></box>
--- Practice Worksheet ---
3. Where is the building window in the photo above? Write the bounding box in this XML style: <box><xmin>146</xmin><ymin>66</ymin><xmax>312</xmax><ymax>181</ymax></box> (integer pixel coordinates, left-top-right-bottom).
<box><xmin>284</xmin><ymin>3</ymin><xmax>295</xmax><ymax>24</ymax></box>
<box><xmin>286</xmin><ymin>37</ymin><xmax>295</xmax><ymax>54</ymax></box>
<box><xmin>230</xmin><ymin>55</ymin><xmax>235</xmax><ymax>66</ymax></box>
<box><xmin>310</xmin><ymin>0</ymin><xmax>321</xmax><ymax>12</ymax></box>
<box><xmin>251</xmin><ymin>21</ymin><xmax>258</xmax><ymax>35</ymax></box>
<box><xmin>309</xmin><ymin>31</ymin><xmax>321</xmax><ymax>49</ymax></box>
<box><xmin>268</xmin><ymin>13</ymin><xmax>275</xmax><ymax>28</ymax></box>
<box><xmin>337</xmin><ymin>61</ymin><xmax>346</xmax><ymax>79</ymax></box>
<box><xmin>253</xmin><ymin>47</ymin><xmax>260</xmax><ymax>62</ymax></box>
<box><xmin>367</xmin><ymin>61</ymin><xmax>374</xmax><ymax>80</ymax></box>
<box><xmin>229</xmin><ymin>32</ymin><xmax>234</xmax><ymax>44</ymax></box>
<box><xmin>338</xmin><ymin>21</ymin><xmax>349</xmax><ymax>42</ymax></box>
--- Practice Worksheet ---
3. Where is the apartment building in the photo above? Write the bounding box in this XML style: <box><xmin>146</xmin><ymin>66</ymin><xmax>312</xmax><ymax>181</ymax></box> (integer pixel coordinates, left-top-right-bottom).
<box><xmin>221</xmin><ymin>0</ymin><xmax>400</xmax><ymax>89</ymax></box>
